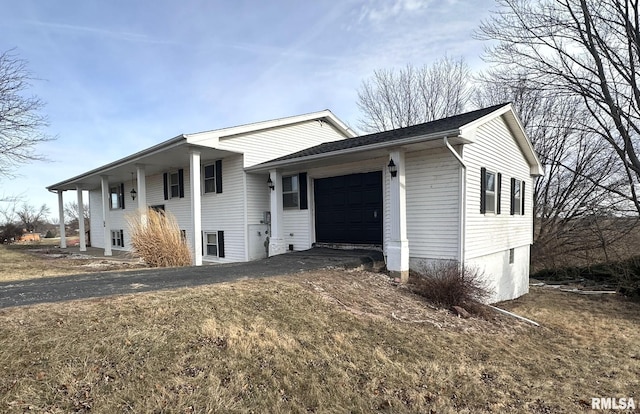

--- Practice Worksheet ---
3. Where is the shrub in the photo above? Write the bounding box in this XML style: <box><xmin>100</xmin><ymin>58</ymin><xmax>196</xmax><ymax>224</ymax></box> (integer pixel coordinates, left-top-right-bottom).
<box><xmin>409</xmin><ymin>261</ymin><xmax>493</xmax><ymax>310</ymax></box>
<box><xmin>44</xmin><ymin>230</ymin><xmax>54</xmax><ymax>238</ymax></box>
<box><xmin>127</xmin><ymin>209</ymin><xmax>192</xmax><ymax>267</ymax></box>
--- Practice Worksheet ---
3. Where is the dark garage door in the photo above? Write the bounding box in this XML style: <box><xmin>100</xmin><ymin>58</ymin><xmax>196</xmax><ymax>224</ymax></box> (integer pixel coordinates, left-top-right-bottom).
<box><xmin>314</xmin><ymin>171</ymin><xmax>383</xmax><ymax>244</ymax></box>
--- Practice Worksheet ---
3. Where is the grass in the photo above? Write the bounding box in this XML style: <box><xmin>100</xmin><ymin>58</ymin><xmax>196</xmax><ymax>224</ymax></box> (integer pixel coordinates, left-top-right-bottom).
<box><xmin>0</xmin><ymin>246</ymin><xmax>639</xmax><ymax>413</ymax></box>
<box><xmin>0</xmin><ymin>243</ymin><xmax>143</xmax><ymax>283</ymax></box>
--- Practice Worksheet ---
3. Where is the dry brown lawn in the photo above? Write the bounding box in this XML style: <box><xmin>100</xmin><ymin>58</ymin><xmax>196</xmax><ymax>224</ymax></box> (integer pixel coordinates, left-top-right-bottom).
<box><xmin>0</xmin><ymin>243</ymin><xmax>144</xmax><ymax>282</ymax></box>
<box><xmin>0</xmin><ymin>248</ymin><xmax>638</xmax><ymax>412</ymax></box>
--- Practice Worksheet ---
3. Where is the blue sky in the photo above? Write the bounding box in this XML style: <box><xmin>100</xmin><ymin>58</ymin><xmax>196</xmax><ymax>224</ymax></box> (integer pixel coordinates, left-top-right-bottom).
<box><xmin>0</xmin><ymin>0</ymin><xmax>495</xmax><ymax>216</ymax></box>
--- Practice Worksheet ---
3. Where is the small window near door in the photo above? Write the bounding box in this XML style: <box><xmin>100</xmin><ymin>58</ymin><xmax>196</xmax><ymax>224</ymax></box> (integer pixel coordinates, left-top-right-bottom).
<box><xmin>282</xmin><ymin>175</ymin><xmax>299</xmax><ymax>209</ymax></box>
<box><xmin>509</xmin><ymin>248</ymin><xmax>515</xmax><ymax>264</ymax></box>
<box><xmin>205</xmin><ymin>232</ymin><xmax>218</xmax><ymax>257</ymax></box>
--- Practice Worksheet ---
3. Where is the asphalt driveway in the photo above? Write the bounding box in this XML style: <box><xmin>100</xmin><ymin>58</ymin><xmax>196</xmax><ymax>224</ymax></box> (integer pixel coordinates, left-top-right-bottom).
<box><xmin>0</xmin><ymin>248</ymin><xmax>384</xmax><ymax>309</ymax></box>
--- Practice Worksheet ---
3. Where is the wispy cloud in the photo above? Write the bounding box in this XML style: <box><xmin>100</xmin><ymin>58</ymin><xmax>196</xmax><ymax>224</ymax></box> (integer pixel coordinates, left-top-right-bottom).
<box><xmin>357</xmin><ymin>0</ymin><xmax>433</xmax><ymax>23</ymax></box>
<box><xmin>21</xmin><ymin>20</ymin><xmax>178</xmax><ymax>45</ymax></box>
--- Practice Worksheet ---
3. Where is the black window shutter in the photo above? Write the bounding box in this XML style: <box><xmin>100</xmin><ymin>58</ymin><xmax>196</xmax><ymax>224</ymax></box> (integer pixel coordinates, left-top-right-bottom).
<box><xmin>217</xmin><ymin>231</ymin><xmax>225</xmax><ymax>258</ymax></box>
<box><xmin>178</xmin><ymin>169</ymin><xmax>185</xmax><ymax>198</ymax></box>
<box><xmin>496</xmin><ymin>173</ymin><xmax>502</xmax><ymax>215</ymax></box>
<box><xmin>215</xmin><ymin>160</ymin><xmax>223</xmax><ymax>193</ymax></box>
<box><xmin>120</xmin><ymin>229</ymin><xmax>124</xmax><ymax>248</ymax></box>
<box><xmin>163</xmin><ymin>173</ymin><xmax>169</xmax><ymax>200</ymax></box>
<box><xmin>299</xmin><ymin>172</ymin><xmax>308</xmax><ymax>210</ymax></box>
<box><xmin>522</xmin><ymin>181</ymin><xmax>526</xmax><ymax>215</ymax></box>
<box><xmin>510</xmin><ymin>177</ymin><xmax>516</xmax><ymax>215</ymax></box>
<box><xmin>480</xmin><ymin>167</ymin><xmax>486</xmax><ymax>214</ymax></box>
<box><xmin>120</xmin><ymin>183</ymin><xmax>125</xmax><ymax>209</ymax></box>
<box><xmin>201</xmin><ymin>231</ymin><xmax>204</xmax><ymax>256</ymax></box>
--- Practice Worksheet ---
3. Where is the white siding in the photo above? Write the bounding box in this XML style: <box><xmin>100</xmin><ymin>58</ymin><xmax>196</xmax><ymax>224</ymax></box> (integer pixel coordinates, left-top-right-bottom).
<box><xmin>283</xmin><ymin>209</ymin><xmax>310</xmax><ymax>251</ymax></box>
<box><xmin>405</xmin><ymin>148</ymin><xmax>460</xmax><ymax>260</ymax></box>
<box><xmin>464</xmin><ymin>116</ymin><xmax>534</xmax><ymax>260</ymax></box>
<box><xmin>216</xmin><ymin>120</ymin><xmax>348</xmax><ymax>167</ymax></box>
<box><xmin>88</xmin><ymin>189</ymin><xmax>104</xmax><ymax>249</ymax></box>
<box><xmin>200</xmin><ymin>154</ymin><xmax>246</xmax><ymax>262</ymax></box>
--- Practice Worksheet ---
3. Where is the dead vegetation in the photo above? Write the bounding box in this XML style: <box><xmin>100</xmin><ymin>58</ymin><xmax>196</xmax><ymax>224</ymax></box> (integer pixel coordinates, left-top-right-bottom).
<box><xmin>0</xmin><ymin>267</ymin><xmax>638</xmax><ymax>413</ymax></box>
<box><xmin>127</xmin><ymin>208</ymin><xmax>192</xmax><ymax>267</ymax></box>
<box><xmin>0</xmin><ymin>244</ymin><xmax>143</xmax><ymax>283</ymax></box>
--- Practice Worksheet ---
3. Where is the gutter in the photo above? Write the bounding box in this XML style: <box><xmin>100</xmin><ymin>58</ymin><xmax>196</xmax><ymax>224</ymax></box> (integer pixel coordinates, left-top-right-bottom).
<box><xmin>443</xmin><ymin>137</ymin><xmax>466</xmax><ymax>265</ymax></box>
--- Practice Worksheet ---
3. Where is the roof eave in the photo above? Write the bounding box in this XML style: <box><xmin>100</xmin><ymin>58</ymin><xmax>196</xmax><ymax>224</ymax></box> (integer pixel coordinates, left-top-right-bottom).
<box><xmin>246</xmin><ymin>128</ymin><xmax>464</xmax><ymax>172</ymax></box>
<box><xmin>47</xmin><ymin>135</ymin><xmax>188</xmax><ymax>191</ymax></box>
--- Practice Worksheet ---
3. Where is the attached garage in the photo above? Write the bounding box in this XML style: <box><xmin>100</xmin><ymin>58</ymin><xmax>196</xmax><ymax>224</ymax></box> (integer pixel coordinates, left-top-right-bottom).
<box><xmin>314</xmin><ymin>171</ymin><xmax>383</xmax><ymax>245</ymax></box>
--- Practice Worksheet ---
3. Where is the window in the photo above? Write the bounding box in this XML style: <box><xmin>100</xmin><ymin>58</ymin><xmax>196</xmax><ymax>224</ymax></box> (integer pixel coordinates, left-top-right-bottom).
<box><xmin>163</xmin><ymin>169</ymin><xmax>184</xmax><ymax>200</ymax></box>
<box><xmin>203</xmin><ymin>230</ymin><xmax>225</xmax><ymax>258</ymax></box>
<box><xmin>109</xmin><ymin>184</ymin><xmax>124</xmax><ymax>210</ymax></box>
<box><xmin>111</xmin><ymin>230</ymin><xmax>124</xmax><ymax>247</ymax></box>
<box><xmin>203</xmin><ymin>164</ymin><xmax>216</xmax><ymax>193</ymax></box>
<box><xmin>484</xmin><ymin>170</ymin><xmax>496</xmax><ymax>213</ymax></box>
<box><xmin>283</xmin><ymin>175</ymin><xmax>299</xmax><ymax>209</ymax></box>
<box><xmin>205</xmin><ymin>232</ymin><xmax>218</xmax><ymax>257</ymax></box>
<box><xmin>169</xmin><ymin>171</ymin><xmax>180</xmax><ymax>198</ymax></box>
<box><xmin>510</xmin><ymin>178</ymin><xmax>525</xmax><ymax>215</ymax></box>
<box><xmin>509</xmin><ymin>248</ymin><xmax>515</xmax><ymax>264</ymax></box>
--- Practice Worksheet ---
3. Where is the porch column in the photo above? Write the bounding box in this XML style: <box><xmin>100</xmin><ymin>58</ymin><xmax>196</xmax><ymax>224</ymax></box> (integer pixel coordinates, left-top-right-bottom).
<box><xmin>57</xmin><ymin>190</ymin><xmax>66</xmax><ymax>248</ymax></box>
<box><xmin>190</xmin><ymin>150</ymin><xmax>202</xmax><ymax>266</ymax></box>
<box><xmin>136</xmin><ymin>164</ymin><xmax>147</xmax><ymax>225</ymax></box>
<box><xmin>387</xmin><ymin>150</ymin><xmax>409</xmax><ymax>282</ymax></box>
<box><xmin>100</xmin><ymin>175</ymin><xmax>112</xmax><ymax>256</ymax></box>
<box><xmin>268</xmin><ymin>169</ymin><xmax>286</xmax><ymax>256</ymax></box>
<box><xmin>76</xmin><ymin>186</ymin><xmax>86</xmax><ymax>251</ymax></box>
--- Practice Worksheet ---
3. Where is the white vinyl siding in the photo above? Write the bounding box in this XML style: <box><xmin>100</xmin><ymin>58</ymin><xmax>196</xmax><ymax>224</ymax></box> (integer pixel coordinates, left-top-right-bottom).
<box><xmin>283</xmin><ymin>210</ymin><xmax>310</xmax><ymax>251</ymax></box>
<box><xmin>201</xmin><ymin>154</ymin><xmax>245</xmax><ymax>262</ymax></box>
<box><xmin>464</xmin><ymin>115</ymin><xmax>534</xmax><ymax>260</ymax></box>
<box><xmin>216</xmin><ymin>120</ymin><xmax>348</xmax><ymax>168</ymax></box>
<box><xmin>405</xmin><ymin>148</ymin><xmax>460</xmax><ymax>260</ymax></box>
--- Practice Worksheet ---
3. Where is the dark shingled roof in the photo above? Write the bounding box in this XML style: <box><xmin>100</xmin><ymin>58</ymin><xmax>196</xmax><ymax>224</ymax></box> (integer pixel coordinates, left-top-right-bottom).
<box><xmin>263</xmin><ymin>103</ymin><xmax>509</xmax><ymax>164</ymax></box>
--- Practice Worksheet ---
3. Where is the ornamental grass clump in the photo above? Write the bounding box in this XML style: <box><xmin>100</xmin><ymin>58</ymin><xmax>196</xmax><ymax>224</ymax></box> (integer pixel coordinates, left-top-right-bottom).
<box><xmin>127</xmin><ymin>208</ymin><xmax>192</xmax><ymax>267</ymax></box>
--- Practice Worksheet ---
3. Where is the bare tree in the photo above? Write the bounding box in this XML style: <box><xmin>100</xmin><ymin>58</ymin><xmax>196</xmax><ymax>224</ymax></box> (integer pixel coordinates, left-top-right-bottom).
<box><xmin>64</xmin><ymin>201</ymin><xmax>89</xmax><ymax>230</ymax></box>
<box><xmin>0</xmin><ymin>49</ymin><xmax>53</xmax><ymax>177</ymax></box>
<box><xmin>16</xmin><ymin>203</ymin><xmax>50</xmax><ymax>233</ymax></box>
<box><xmin>477</xmin><ymin>0</ymin><xmax>640</xmax><ymax>214</ymax></box>
<box><xmin>357</xmin><ymin>56</ymin><xmax>472</xmax><ymax>132</ymax></box>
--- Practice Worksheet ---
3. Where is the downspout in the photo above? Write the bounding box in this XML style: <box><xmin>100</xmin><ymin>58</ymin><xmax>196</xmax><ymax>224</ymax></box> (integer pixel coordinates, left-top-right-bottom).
<box><xmin>443</xmin><ymin>137</ymin><xmax>466</xmax><ymax>265</ymax></box>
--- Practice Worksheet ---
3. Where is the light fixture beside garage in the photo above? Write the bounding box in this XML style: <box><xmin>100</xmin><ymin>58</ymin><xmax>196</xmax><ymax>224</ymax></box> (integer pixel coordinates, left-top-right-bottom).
<box><xmin>388</xmin><ymin>159</ymin><xmax>398</xmax><ymax>178</ymax></box>
<box><xmin>267</xmin><ymin>176</ymin><xmax>275</xmax><ymax>190</ymax></box>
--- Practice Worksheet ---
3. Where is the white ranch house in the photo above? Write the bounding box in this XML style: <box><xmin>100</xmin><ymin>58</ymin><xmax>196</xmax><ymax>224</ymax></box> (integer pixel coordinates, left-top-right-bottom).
<box><xmin>48</xmin><ymin>103</ymin><xmax>542</xmax><ymax>302</ymax></box>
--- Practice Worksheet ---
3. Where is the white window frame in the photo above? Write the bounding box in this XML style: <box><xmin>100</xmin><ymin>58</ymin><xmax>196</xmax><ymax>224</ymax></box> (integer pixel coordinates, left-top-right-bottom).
<box><xmin>109</xmin><ymin>186</ymin><xmax>122</xmax><ymax>210</ymax></box>
<box><xmin>485</xmin><ymin>170</ymin><xmax>496</xmax><ymax>214</ymax></box>
<box><xmin>282</xmin><ymin>175</ymin><xmax>299</xmax><ymax>209</ymax></box>
<box><xmin>169</xmin><ymin>171</ymin><xmax>180</xmax><ymax>199</ymax></box>
<box><xmin>512</xmin><ymin>179</ymin><xmax>522</xmax><ymax>215</ymax></box>
<box><xmin>203</xmin><ymin>163</ymin><xmax>216</xmax><ymax>194</ymax></box>
<box><xmin>204</xmin><ymin>232</ymin><xmax>218</xmax><ymax>257</ymax></box>
<box><xmin>111</xmin><ymin>229</ymin><xmax>123</xmax><ymax>247</ymax></box>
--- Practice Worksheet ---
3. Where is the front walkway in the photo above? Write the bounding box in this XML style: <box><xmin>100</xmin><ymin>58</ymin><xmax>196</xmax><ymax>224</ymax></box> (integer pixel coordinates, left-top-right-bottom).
<box><xmin>0</xmin><ymin>248</ymin><xmax>384</xmax><ymax>309</ymax></box>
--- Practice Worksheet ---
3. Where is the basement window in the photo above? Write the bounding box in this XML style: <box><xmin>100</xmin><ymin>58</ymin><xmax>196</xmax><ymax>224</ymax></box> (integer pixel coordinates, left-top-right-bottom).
<box><xmin>509</xmin><ymin>248</ymin><xmax>515</xmax><ymax>264</ymax></box>
<box><xmin>111</xmin><ymin>230</ymin><xmax>124</xmax><ymax>248</ymax></box>
<box><xmin>205</xmin><ymin>232</ymin><xmax>218</xmax><ymax>257</ymax></box>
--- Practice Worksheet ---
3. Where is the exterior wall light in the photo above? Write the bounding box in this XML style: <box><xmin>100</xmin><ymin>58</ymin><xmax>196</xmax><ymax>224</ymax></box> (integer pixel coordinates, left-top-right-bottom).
<box><xmin>388</xmin><ymin>159</ymin><xmax>398</xmax><ymax>178</ymax></box>
<box><xmin>267</xmin><ymin>176</ymin><xmax>275</xmax><ymax>190</ymax></box>
<box><xmin>130</xmin><ymin>172</ymin><xmax>137</xmax><ymax>200</ymax></box>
